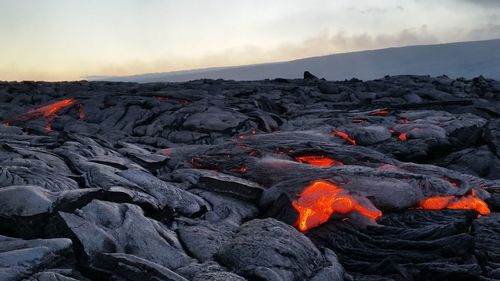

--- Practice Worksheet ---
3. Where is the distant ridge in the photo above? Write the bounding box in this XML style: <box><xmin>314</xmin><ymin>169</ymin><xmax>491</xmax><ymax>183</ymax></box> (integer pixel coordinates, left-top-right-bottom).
<box><xmin>91</xmin><ymin>38</ymin><xmax>500</xmax><ymax>82</ymax></box>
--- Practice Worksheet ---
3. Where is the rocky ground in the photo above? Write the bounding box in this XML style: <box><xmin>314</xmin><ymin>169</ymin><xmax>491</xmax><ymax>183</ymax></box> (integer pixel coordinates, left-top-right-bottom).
<box><xmin>0</xmin><ymin>73</ymin><xmax>499</xmax><ymax>281</ymax></box>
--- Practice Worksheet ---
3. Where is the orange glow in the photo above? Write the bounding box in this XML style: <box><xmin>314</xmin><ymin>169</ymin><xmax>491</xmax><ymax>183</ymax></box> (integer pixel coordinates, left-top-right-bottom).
<box><xmin>419</xmin><ymin>191</ymin><xmax>490</xmax><ymax>215</ymax></box>
<box><xmin>351</xmin><ymin>118</ymin><xmax>368</xmax><ymax>123</ymax></box>
<box><xmin>78</xmin><ymin>104</ymin><xmax>86</xmax><ymax>119</ymax></box>
<box><xmin>399</xmin><ymin>132</ymin><xmax>407</xmax><ymax>141</ymax></box>
<box><xmin>399</xmin><ymin>117</ymin><xmax>409</xmax><ymax>124</ymax></box>
<box><xmin>230</xmin><ymin>166</ymin><xmax>248</xmax><ymax>173</ymax></box>
<box><xmin>442</xmin><ymin>176</ymin><xmax>458</xmax><ymax>187</ymax></box>
<box><xmin>159</xmin><ymin>148</ymin><xmax>173</xmax><ymax>155</ymax></box>
<box><xmin>369</xmin><ymin>109</ymin><xmax>390</xmax><ymax>116</ymax></box>
<box><xmin>398</xmin><ymin>128</ymin><xmax>418</xmax><ymax>141</ymax></box>
<box><xmin>331</xmin><ymin>130</ymin><xmax>356</xmax><ymax>145</ymax></box>
<box><xmin>295</xmin><ymin>155</ymin><xmax>344</xmax><ymax>167</ymax></box>
<box><xmin>19</xmin><ymin>98</ymin><xmax>76</xmax><ymax>120</ymax></box>
<box><xmin>12</xmin><ymin>98</ymin><xmax>83</xmax><ymax>131</ymax></box>
<box><xmin>292</xmin><ymin>180</ymin><xmax>382</xmax><ymax>231</ymax></box>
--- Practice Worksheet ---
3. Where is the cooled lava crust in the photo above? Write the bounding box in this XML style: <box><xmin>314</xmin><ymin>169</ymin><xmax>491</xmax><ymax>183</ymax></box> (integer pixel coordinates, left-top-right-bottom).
<box><xmin>1</xmin><ymin>74</ymin><xmax>500</xmax><ymax>281</ymax></box>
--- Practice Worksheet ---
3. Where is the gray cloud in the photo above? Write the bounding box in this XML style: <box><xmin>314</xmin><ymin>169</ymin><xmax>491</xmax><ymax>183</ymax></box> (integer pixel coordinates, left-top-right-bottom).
<box><xmin>467</xmin><ymin>24</ymin><xmax>500</xmax><ymax>40</ymax></box>
<box><xmin>270</xmin><ymin>26</ymin><xmax>439</xmax><ymax>59</ymax></box>
<box><xmin>89</xmin><ymin>26</ymin><xmax>443</xmax><ymax>78</ymax></box>
<box><xmin>359</xmin><ymin>5</ymin><xmax>404</xmax><ymax>14</ymax></box>
<box><xmin>459</xmin><ymin>0</ymin><xmax>500</xmax><ymax>6</ymax></box>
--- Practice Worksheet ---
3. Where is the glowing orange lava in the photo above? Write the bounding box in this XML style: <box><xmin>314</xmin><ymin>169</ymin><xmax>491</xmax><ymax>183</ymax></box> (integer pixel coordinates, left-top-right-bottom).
<box><xmin>78</xmin><ymin>104</ymin><xmax>86</xmax><ymax>119</ymax></box>
<box><xmin>351</xmin><ymin>118</ymin><xmax>368</xmax><ymax>123</ymax></box>
<box><xmin>230</xmin><ymin>166</ymin><xmax>248</xmax><ymax>173</ymax></box>
<box><xmin>442</xmin><ymin>176</ymin><xmax>458</xmax><ymax>187</ymax></box>
<box><xmin>369</xmin><ymin>109</ymin><xmax>390</xmax><ymax>116</ymax></box>
<box><xmin>292</xmin><ymin>180</ymin><xmax>382</xmax><ymax>231</ymax></box>
<box><xmin>159</xmin><ymin>148</ymin><xmax>173</xmax><ymax>155</ymax></box>
<box><xmin>12</xmin><ymin>98</ymin><xmax>84</xmax><ymax>131</ymax></box>
<box><xmin>18</xmin><ymin>98</ymin><xmax>77</xmax><ymax>121</ymax></box>
<box><xmin>399</xmin><ymin>132</ymin><xmax>407</xmax><ymax>141</ymax></box>
<box><xmin>419</xmin><ymin>190</ymin><xmax>490</xmax><ymax>215</ymax></box>
<box><xmin>399</xmin><ymin>117</ymin><xmax>409</xmax><ymax>124</ymax></box>
<box><xmin>331</xmin><ymin>130</ymin><xmax>357</xmax><ymax>145</ymax></box>
<box><xmin>295</xmin><ymin>155</ymin><xmax>344</xmax><ymax>167</ymax></box>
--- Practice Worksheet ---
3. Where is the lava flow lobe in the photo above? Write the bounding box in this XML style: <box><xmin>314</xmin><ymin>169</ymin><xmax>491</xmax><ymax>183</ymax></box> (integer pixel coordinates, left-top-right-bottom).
<box><xmin>420</xmin><ymin>190</ymin><xmax>490</xmax><ymax>215</ymax></box>
<box><xmin>17</xmin><ymin>98</ymin><xmax>77</xmax><ymax>121</ymax></box>
<box><xmin>330</xmin><ymin>130</ymin><xmax>357</xmax><ymax>145</ymax></box>
<box><xmin>11</xmin><ymin>98</ymin><xmax>84</xmax><ymax>130</ymax></box>
<box><xmin>292</xmin><ymin>180</ymin><xmax>382</xmax><ymax>231</ymax></box>
<box><xmin>295</xmin><ymin>155</ymin><xmax>344</xmax><ymax>167</ymax></box>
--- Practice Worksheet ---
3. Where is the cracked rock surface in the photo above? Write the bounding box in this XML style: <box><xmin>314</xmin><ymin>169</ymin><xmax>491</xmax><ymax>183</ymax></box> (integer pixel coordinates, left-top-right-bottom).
<box><xmin>0</xmin><ymin>74</ymin><xmax>500</xmax><ymax>280</ymax></box>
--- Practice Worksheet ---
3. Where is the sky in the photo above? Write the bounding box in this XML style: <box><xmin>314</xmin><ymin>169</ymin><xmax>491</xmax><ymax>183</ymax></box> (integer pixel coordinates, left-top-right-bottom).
<box><xmin>0</xmin><ymin>0</ymin><xmax>499</xmax><ymax>81</ymax></box>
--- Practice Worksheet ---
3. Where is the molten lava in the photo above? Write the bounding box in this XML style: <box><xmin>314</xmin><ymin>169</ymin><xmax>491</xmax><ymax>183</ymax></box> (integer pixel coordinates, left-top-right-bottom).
<box><xmin>12</xmin><ymin>98</ymin><xmax>84</xmax><ymax>131</ymax></box>
<box><xmin>399</xmin><ymin>132</ymin><xmax>408</xmax><ymax>141</ymax></box>
<box><xmin>331</xmin><ymin>130</ymin><xmax>357</xmax><ymax>145</ymax></box>
<box><xmin>78</xmin><ymin>104</ymin><xmax>86</xmax><ymax>119</ymax></box>
<box><xmin>292</xmin><ymin>180</ymin><xmax>382</xmax><ymax>231</ymax></box>
<box><xmin>419</xmin><ymin>190</ymin><xmax>490</xmax><ymax>215</ymax></box>
<box><xmin>399</xmin><ymin>117</ymin><xmax>409</xmax><ymax>124</ymax></box>
<box><xmin>397</xmin><ymin>128</ymin><xmax>417</xmax><ymax>141</ymax></box>
<box><xmin>351</xmin><ymin>118</ymin><xmax>368</xmax><ymax>123</ymax></box>
<box><xmin>18</xmin><ymin>98</ymin><xmax>77</xmax><ymax>121</ymax></box>
<box><xmin>230</xmin><ymin>166</ymin><xmax>248</xmax><ymax>173</ymax></box>
<box><xmin>442</xmin><ymin>176</ymin><xmax>458</xmax><ymax>187</ymax></box>
<box><xmin>295</xmin><ymin>155</ymin><xmax>344</xmax><ymax>167</ymax></box>
<box><xmin>369</xmin><ymin>109</ymin><xmax>390</xmax><ymax>116</ymax></box>
<box><xmin>159</xmin><ymin>148</ymin><xmax>173</xmax><ymax>155</ymax></box>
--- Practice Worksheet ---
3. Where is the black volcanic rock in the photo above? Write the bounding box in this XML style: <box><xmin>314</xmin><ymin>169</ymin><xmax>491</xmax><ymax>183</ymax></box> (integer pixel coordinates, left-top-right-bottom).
<box><xmin>304</xmin><ymin>71</ymin><xmax>319</xmax><ymax>80</ymax></box>
<box><xmin>177</xmin><ymin>219</ymin><xmax>236</xmax><ymax>262</ymax></box>
<box><xmin>50</xmin><ymin>200</ymin><xmax>193</xmax><ymax>271</ymax></box>
<box><xmin>216</xmin><ymin>218</ymin><xmax>347</xmax><ymax>281</ymax></box>
<box><xmin>118</xmin><ymin>169</ymin><xmax>206</xmax><ymax>216</ymax></box>
<box><xmin>90</xmin><ymin>253</ymin><xmax>188</xmax><ymax>281</ymax></box>
<box><xmin>473</xmin><ymin>213</ymin><xmax>500</xmax><ymax>280</ymax></box>
<box><xmin>0</xmin><ymin>235</ymin><xmax>77</xmax><ymax>281</ymax></box>
<box><xmin>0</xmin><ymin>75</ymin><xmax>500</xmax><ymax>281</ymax></box>
<box><xmin>308</xmin><ymin>210</ymin><xmax>480</xmax><ymax>281</ymax></box>
<box><xmin>0</xmin><ymin>185</ymin><xmax>55</xmax><ymax>238</ymax></box>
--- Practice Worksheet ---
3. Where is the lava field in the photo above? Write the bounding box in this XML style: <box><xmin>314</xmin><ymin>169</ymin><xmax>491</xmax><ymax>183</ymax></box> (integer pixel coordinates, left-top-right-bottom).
<box><xmin>0</xmin><ymin>73</ymin><xmax>500</xmax><ymax>281</ymax></box>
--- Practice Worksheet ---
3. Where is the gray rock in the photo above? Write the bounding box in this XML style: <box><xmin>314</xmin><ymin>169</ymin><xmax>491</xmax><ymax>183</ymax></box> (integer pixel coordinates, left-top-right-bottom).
<box><xmin>217</xmin><ymin>218</ymin><xmax>328</xmax><ymax>281</ymax></box>
<box><xmin>91</xmin><ymin>253</ymin><xmax>188</xmax><ymax>281</ymax></box>
<box><xmin>0</xmin><ymin>235</ymin><xmax>74</xmax><ymax>281</ymax></box>
<box><xmin>54</xmin><ymin>200</ymin><xmax>193</xmax><ymax>270</ymax></box>
<box><xmin>118</xmin><ymin>169</ymin><xmax>206</xmax><ymax>216</ymax></box>
<box><xmin>177</xmin><ymin>219</ymin><xmax>236</xmax><ymax>261</ymax></box>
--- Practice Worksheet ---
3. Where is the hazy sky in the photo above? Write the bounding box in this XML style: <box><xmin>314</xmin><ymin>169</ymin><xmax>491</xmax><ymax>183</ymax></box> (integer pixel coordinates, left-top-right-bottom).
<box><xmin>0</xmin><ymin>0</ymin><xmax>499</xmax><ymax>81</ymax></box>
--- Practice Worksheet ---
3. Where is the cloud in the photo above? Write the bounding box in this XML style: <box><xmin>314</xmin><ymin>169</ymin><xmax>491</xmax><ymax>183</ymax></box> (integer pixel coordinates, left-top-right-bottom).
<box><xmin>87</xmin><ymin>26</ymin><xmax>442</xmax><ymax>79</ymax></box>
<box><xmin>359</xmin><ymin>5</ymin><xmax>404</xmax><ymax>14</ymax></box>
<box><xmin>467</xmin><ymin>24</ymin><xmax>500</xmax><ymax>40</ymax></box>
<box><xmin>461</xmin><ymin>0</ymin><xmax>500</xmax><ymax>7</ymax></box>
<box><xmin>266</xmin><ymin>25</ymin><xmax>440</xmax><ymax>60</ymax></box>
